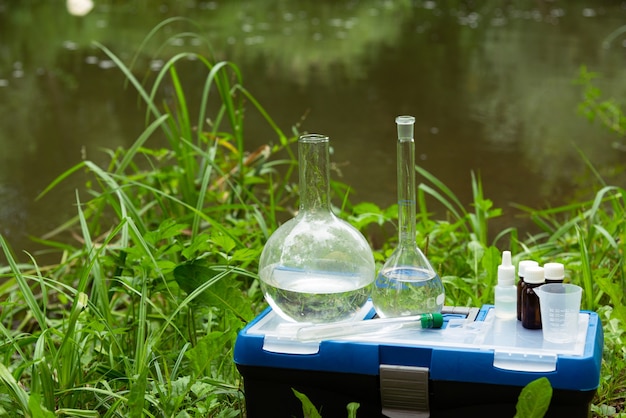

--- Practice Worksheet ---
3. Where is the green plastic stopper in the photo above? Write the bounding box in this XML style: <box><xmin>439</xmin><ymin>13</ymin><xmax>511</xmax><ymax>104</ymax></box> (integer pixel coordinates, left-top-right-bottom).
<box><xmin>421</xmin><ymin>312</ymin><xmax>444</xmax><ymax>329</ymax></box>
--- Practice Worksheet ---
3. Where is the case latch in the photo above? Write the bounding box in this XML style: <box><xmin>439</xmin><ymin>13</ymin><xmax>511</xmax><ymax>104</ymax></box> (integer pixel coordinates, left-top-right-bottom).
<box><xmin>380</xmin><ymin>364</ymin><xmax>430</xmax><ymax>418</ymax></box>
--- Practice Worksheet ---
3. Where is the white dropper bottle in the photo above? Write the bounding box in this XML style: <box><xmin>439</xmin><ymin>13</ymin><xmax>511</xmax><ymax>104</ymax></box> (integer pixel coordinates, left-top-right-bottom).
<box><xmin>495</xmin><ymin>250</ymin><xmax>517</xmax><ymax>319</ymax></box>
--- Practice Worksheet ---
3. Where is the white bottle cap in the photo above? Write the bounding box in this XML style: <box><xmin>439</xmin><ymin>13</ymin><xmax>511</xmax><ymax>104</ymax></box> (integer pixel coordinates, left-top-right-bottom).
<box><xmin>396</xmin><ymin>115</ymin><xmax>415</xmax><ymax>139</ymax></box>
<box><xmin>524</xmin><ymin>266</ymin><xmax>545</xmax><ymax>284</ymax></box>
<box><xmin>544</xmin><ymin>262</ymin><xmax>564</xmax><ymax>281</ymax></box>
<box><xmin>518</xmin><ymin>260</ymin><xmax>539</xmax><ymax>278</ymax></box>
<box><xmin>498</xmin><ymin>251</ymin><xmax>515</xmax><ymax>286</ymax></box>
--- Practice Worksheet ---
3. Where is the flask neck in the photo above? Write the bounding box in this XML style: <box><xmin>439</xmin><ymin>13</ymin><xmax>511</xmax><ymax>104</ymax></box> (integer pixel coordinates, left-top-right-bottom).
<box><xmin>298</xmin><ymin>134</ymin><xmax>332</xmax><ymax>213</ymax></box>
<box><xmin>397</xmin><ymin>135</ymin><xmax>417</xmax><ymax>246</ymax></box>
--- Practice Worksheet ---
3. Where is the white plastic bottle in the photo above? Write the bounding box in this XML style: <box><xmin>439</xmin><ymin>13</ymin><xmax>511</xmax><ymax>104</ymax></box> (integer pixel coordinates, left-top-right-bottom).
<box><xmin>544</xmin><ymin>262</ymin><xmax>565</xmax><ymax>284</ymax></box>
<box><xmin>495</xmin><ymin>250</ymin><xmax>517</xmax><ymax>319</ymax></box>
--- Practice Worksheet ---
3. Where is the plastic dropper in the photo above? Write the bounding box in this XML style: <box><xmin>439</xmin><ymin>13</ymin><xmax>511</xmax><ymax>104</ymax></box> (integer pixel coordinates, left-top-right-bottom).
<box><xmin>296</xmin><ymin>312</ymin><xmax>444</xmax><ymax>342</ymax></box>
<box><xmin>494</xmin><ymin>250</ymin><xmax>516</xmax><ymax>319</ymax></box>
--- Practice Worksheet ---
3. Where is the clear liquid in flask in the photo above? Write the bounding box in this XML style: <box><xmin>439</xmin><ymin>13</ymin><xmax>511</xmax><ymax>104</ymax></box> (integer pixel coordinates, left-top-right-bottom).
<box><xmin>260</xmin><ymin>263</ymin><xmax>372</xmax><ymax>323</ymax></box>
<box><xmin>373</xmin><ymin>266</ymin><xmax>445</xmax><ymax>318</ymax></box>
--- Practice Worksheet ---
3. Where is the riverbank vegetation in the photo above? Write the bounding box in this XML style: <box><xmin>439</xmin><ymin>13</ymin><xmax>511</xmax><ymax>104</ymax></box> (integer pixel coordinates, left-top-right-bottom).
<box><xmin>1</xmin><ymin>30</ymin><xmax>625</xmax><ymax>417</ymax></box>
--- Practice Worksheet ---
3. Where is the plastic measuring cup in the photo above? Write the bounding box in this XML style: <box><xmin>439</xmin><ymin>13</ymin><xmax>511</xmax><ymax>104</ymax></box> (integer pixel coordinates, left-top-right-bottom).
<box><xmin>536</xmin><ymin>283</ymin><xmax>582</xmax><ymax>344</ymax></box>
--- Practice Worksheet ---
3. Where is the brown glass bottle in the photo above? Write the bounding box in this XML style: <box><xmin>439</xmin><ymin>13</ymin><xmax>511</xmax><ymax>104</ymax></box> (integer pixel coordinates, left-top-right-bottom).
<box><xmin>517</xmin><ymin>260</ymin><xmax>539</xmax><ymax>321</ymax></box>
<box><xmin>521</xmin><ymin>266</ymin><xmax>544</xmax><ymax>330</ymax></box>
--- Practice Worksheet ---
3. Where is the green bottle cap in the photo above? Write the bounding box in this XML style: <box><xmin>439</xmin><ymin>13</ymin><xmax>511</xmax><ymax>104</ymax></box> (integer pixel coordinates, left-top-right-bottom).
<box><xmin>421</xmin><ymin>312</ymin><xmax>444</xmax><ymax>329</ymax></box>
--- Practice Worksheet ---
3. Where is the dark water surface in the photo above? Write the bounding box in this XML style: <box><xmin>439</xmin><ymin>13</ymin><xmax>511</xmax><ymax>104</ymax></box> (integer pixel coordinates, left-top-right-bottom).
<box><xmin>1</xmin><ymin>0</ymin><xmax>626</xmax><ymax>258</ymax></box>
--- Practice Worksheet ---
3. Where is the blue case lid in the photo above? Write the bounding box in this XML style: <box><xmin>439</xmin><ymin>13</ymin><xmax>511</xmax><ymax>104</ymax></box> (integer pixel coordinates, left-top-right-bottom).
<box><xmin>234</xmin><ymin>305</ymin><xmax>603</xmax><ymax>391</ymax></box>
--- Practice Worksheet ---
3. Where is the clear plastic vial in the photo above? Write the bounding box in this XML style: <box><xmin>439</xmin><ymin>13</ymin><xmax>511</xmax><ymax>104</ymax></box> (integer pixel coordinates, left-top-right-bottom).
<box><xmin>495</xmin><ymin>250</ymin><xmax>517</xmax><ymax>319</ymax></box>
<box><xmin>372</xmin><ymin>116</ymin><xmax>445</xmax><ymax>317</ymax></box>
<box><xmin>258</xmin><ymin>134</ymin><xmax>376</xmax><ymax>323</ymax></box>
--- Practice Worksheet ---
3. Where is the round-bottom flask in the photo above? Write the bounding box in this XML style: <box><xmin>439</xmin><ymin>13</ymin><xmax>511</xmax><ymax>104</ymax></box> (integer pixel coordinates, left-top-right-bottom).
<box><xmin>259</xmin><ymin>134</ymin><xmax>376</xmax><ymax>323</ymax></box>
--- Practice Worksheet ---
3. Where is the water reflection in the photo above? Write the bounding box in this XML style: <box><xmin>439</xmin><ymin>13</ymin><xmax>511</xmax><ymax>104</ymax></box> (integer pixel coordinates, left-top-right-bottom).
<box><xmin>0</xmin><ymin>0</ymin><xmax>626</xmax><ymax>259</ymax></box>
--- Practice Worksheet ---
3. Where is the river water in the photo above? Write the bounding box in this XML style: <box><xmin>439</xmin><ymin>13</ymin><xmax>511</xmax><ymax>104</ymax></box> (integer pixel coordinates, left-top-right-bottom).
<box><xmin>1</xmin><ymin>0</ymin><xmax>626</xmax><ymax>259</ymax></box>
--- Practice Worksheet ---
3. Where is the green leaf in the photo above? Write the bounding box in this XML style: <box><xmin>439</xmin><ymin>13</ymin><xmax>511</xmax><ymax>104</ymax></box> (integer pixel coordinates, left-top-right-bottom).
<box><xmin>466</xmin><ymin>240</ymin><xmax>484</xmax><ymax>274</ymax></box>
<box><xmin>174</xmin><ymin>260</ymin><xmax>221</xmax><ymax>306</ymax></box>
<box><xmin>157</xmin><ymin>259</ymin><xmax>178</xmax><ymax>273</ymax></box>
<box><xmin>203</xmin><ymin>278</ymin><xmax>254</xmax><ymax>322</ymax></box>
<box><xmin>346</xmin><ymin>402</ymin><xmax>360</xmax><ymax>418</ymax></box>
<box><xmin>28</xmin><ymin>393</ymin><xmax>55</xmax><ymax>418</ymax></box>
<box><xmin>481</xmin><ymin>245</ymin><xmax>501</xmax><ymax>289</ymax></box>
<box><xmin>173</xmin><ymin>261</ymin><xmax>253</xmax><ymax>321</ymax></box>
<box><xmin>383</xmin><ymin>204</ymin><xmax>399</xmax><ymax>220</ymax></box>
<box><xmin>127</xmin><ymin>368</ymin><xmax>149</xmax><ymax>418</ymax></box>
<box><xmin>353</xmin><ymin>202</ymin><xmax>382</xmax><ymax>214</ymax></box>
<box><xmin>514</xmin><ymin>377</ymin><xmax>553</xmax><ymax>418</ymax></box>
<box><xmin>166</xmin><ymin>376</ymin><xmax>192</xmax><ymax>411</ymax></box>
<box><xmin>292</xmin><ymin>388</ymin><xmax>322</xmax><ymax>418</ymax></box>
<box><xmin>210</xmin><ymin>234</ymin><xmax>236</xmax><ymax>253</ymax></box>
<box><xmin>144</xmin><ymin>219</ymin><xmax>189</xmax><ymax>244</ymax></box>
<box><xmin>186</xmin><ymin>332</ymin><xmax>227</xmax><ymax>376</ymax></box>
<box><xmin>181</xmin><ymin>233</ymin><xmax>214</xmax><ymax>260</ymax></box>
<box><xmin>230</xmin><ymin>247</ymin><xmax>260</xmax><ymax>263</ymax></box>
<box><xmin>0</xmin><ymin>362</ymin><xmax>29</xmax><ymax>414</ymax></box>
<box><xmin>56</xmin><ymin>409</ymin><xmax>100</xmax><ymax>417</ymax></box>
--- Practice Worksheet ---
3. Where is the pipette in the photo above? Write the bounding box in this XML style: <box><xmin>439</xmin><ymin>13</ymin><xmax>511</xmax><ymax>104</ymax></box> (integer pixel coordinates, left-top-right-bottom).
<box><xmin>296</xmin><ymin>312</ymin><xmax>444</xmax><ymax>342</ymax></box>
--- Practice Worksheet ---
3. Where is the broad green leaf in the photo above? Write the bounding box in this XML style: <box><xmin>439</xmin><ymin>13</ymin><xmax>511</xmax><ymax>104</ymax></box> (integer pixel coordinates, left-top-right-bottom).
<box><xmin>181</xmin><ymin>233</ymin><xmax>214</xmax><ymax>260</ymax></box>
<box><xmin>352</xmin><ymin>202</ymin><xmax>382</xmax><ymax>214</ymax></box>
<box><xmin>190</xmin><ymin>381</ymin><xmax>214</xmax><ymax>399</ymax></box>
<box><xmin>384</xmin><ymin>204</ymin><xmax>399</xmax><ymax>220</ymax></box>
<box><xmin>144</xmin><ymin>219</ymin><xmax>189</xmax><ymax>244</ymax></box>
<box><xmin>230</xmin><ymin>247</ymin><xmax>260</xmax><ymax>263</ymax></box>
<box><xmin>292</xmin><ymin>388</ymin><xmax>322</xmax><ymax>418</ymax></box>
<box><xmin>203</xmin><ymin>278</ymin><xmax>254</xmax><ymax>322</ymax></box>
<box><xmin>174</xmin><ymin>261</ymin><xmax>221</xmax><ymax>306</ymax></box>
<box><xmin>347</xmin><ymin>402</ymin><xmax>360</xmax><ymax>418</ymax></box>
<box><xmin>28</xmin><ymin>393</ymin><xmax>55</xmax><ymax>418</ymax></box>
<box><xmin>157</xmin><ymin>259</ymin><xmax>178</xmax><ymax>273</ymax></box>
<box><xmin>174</xmin><ymin>261</ymin><xmax>253</xmax><ymax>321</ymax></box>
<box><xmin>210</xmin><ymin>234</ymin><xmax>237</xmax><ymax>253</ymax></box>
<box><xmin>515</xmin><ymin>377</ymin><xmax>553</xmax><ymax>418</ymax></box>
<box><xmin>186</xmin><ymin>332</ymin><xmax>230</xmax><ymax>376</ymax></box>
<box><xmin>166</xmin><ymin>376</ymin><xmax>192</xmax><ymax>411</ymax></box>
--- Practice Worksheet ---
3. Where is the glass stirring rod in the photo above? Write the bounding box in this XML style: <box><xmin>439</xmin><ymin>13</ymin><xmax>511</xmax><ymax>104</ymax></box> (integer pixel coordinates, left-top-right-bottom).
<box><xmin>296</xmin><ymin>312</ymin><xmax>444</xmax><ymax>342</ymax></box>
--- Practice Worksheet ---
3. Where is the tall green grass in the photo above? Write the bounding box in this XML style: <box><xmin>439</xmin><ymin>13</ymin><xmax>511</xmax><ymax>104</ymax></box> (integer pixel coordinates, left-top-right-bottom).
<box><xmin>0</xmin><ymin>22</ymin><xmax>300</xmax><ymax>417</ymax></box>
<box><xmin>0</xmin><ymin>26</ymin><xmax>624</xmax><ymax>417</ymax></box>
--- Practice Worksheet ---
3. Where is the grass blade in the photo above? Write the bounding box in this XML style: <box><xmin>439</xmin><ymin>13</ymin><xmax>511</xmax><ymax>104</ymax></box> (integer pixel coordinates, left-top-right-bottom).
<box><xmin>576</xmin><ymin>225</ymin><xmax>595</xmax><ymax>310</ymax></box>
<box><xmin>0</xmin><ymin>236</ymin><xmax>47</xmax><ymax>331</ymax></box>
<box><xmin>0</xmin><ymin>362</ymin><xmax>29</xmax><ymax>414</ymax></box>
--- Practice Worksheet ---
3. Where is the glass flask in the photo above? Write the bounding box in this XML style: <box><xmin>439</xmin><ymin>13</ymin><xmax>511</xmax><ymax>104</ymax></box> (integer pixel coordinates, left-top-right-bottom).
<box><xmin>372</xmin><ymin>116</ymin><xmax>445</xmax><ymax>317</ymax></box>
<box><xmin>258</xmin><ymin>134</ymin><xmax>376</xmax><ymax>323</ymax></box>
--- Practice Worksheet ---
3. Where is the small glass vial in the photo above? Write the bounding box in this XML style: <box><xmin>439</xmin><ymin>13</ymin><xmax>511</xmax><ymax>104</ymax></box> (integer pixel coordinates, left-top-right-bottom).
<box><xmin>544</xmin><ymin>262</ymin><xmax>565</xmax><ymax>284</ymax></box>
<box><xmin>516</xmin><ymin>260</ymin><xmax>539</xmax><ymax>321</ymax></box>
<box><xmin>495</xmin><ymin>250</ymin><xmax>516</xmax><ymax>319</ymax></box>
<box><xmin>521</xmin><ymin>265</ymin><xmax>545</xmax><ymax>329</ymax></box>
